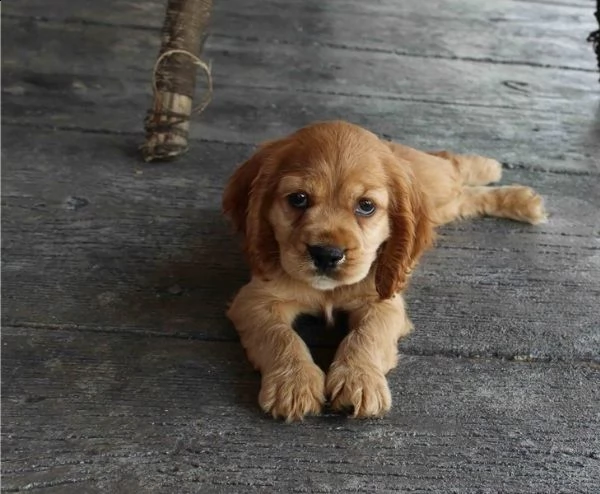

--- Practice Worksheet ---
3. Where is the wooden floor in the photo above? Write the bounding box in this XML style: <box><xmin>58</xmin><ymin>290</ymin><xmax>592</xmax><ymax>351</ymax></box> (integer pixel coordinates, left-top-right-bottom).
<box><xmin>2</xmin><ymin>0</ymin><xmax>600</xmax><ymax>492</ymax></box>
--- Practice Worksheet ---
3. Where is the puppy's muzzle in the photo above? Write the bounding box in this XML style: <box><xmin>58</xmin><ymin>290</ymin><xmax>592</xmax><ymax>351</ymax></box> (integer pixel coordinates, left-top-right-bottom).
<box><xmin>307</xmin><ymin>244</ymin><xmax>345</xmax><ymax>273</ymax></box>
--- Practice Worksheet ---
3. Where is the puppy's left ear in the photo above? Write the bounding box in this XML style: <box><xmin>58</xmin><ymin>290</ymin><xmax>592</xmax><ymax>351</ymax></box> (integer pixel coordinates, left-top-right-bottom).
<box><xmin>375</xmin><ymin>159</ymin><xmax>435</xmax><ymax>299</ymax></box>
<box><xmin>223</xmin><ymin>139</ymin><xmax>288</xmax><ymax>277</ymax></box>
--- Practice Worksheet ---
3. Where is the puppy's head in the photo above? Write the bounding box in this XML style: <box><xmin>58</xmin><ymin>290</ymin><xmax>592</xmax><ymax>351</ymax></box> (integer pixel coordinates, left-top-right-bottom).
<box><xmin>223</xmin><ymin>121</ymin><xmax>433</xmax><ymax>298</ymax></box>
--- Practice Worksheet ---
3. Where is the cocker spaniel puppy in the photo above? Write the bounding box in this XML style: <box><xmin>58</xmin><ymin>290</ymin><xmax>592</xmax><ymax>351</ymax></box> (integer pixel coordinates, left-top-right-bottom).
<box><xmin>223</xmin><ymin>121</ymin><xmax>546</xmax><ymax>421</ymax></box>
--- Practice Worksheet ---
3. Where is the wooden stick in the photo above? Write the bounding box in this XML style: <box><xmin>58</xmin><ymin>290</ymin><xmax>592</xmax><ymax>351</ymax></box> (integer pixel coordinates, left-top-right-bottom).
<box><xmin>141</xmin><ymin>0</ymin><xmax>213</xmax><ymax>162</ymax></box>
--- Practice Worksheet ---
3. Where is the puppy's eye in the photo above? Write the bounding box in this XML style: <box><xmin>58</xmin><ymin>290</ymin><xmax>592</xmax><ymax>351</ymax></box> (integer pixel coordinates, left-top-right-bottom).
<box><xmin>287</xmin><ymin>192</ymin><xmax>309</xmax><ymax>209</ymax></box>
<box><xmin>355</xmin><ymin>199</ymin><xmax>376</xmax><ymax>216</ymax></box>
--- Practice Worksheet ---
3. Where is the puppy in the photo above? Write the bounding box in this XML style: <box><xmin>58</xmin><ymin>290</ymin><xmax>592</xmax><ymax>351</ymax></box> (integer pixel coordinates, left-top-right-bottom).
<box><xmin>223</xmin><ymin>120</ymin><xmax>546</xmax><ymax>421</ymax></box>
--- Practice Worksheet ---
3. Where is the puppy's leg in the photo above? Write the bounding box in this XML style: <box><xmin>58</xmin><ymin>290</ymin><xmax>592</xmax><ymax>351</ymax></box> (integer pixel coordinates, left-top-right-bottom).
<box><xmin>326</xmin><ymin>296</ymin><xmax>411</xmax><ymax>418</ymax></box>
<box><xmin>227</xmin><ymin>280</ymin><xmax>325</xmax><ymax>421</ymax></box>
<box><xmin>436</xmin><ymin>185</ymin><xmax>547</xmax><ymax>225</ymax></box>
<box><xmin>429</xmin><ymin>150</ymin><xmax>502</xmax><ymax>186</ymax></box>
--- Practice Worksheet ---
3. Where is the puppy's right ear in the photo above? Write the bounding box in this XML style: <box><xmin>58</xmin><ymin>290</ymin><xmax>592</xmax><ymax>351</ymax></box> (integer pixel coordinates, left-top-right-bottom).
<box><xmin>222</xmin><ymin>139</ymin><xmax>288</xmax><ymax>277</ymax></box>
<box><xmin>375</xmin><ymin>156</ymin><xmax>435</xmax><ymax>299</ymax></box>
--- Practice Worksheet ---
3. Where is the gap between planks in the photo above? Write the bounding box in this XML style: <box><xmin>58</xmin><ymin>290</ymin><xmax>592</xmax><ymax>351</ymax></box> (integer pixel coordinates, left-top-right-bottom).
<box><xmin>3</xmin><ymin>323</ymin><xmax>598</xmax><ymax>366</ymax></box>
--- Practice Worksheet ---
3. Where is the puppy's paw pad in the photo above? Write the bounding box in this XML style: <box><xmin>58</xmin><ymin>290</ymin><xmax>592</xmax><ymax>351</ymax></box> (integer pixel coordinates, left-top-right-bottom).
<box><xmin>326</xmin><ymin>363</ymin><xmax>391</xmax><ymax>418</ymax></box>
<box><xmin>505</xmin><ymin>186</ymin><xmax>548</xmax><ymax>224</ymax></box>
<box><xmin>259</xmin><ymin>362</ymin><xmax>325</xmax><ymax>422</ymax></box>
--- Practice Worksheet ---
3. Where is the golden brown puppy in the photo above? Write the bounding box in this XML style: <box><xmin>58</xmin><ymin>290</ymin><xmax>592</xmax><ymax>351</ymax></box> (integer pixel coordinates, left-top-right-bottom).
<box><xmin>223</xmin><ymin>120</ymin><xmax>546</xmax><ymax>421</ymax></box>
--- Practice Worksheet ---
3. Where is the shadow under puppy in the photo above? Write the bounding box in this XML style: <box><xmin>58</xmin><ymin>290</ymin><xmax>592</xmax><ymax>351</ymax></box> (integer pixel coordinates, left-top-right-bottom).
<box><xmin>223</xmin><ymin>120</ymin><xmax>546</xmax><ymax>421</ymax></box>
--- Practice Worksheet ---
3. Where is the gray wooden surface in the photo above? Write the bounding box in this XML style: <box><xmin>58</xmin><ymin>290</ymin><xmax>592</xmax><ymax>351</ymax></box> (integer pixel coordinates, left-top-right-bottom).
<box><xmin>2</xmin><ymin>1</ymin><xmax>599</xmax><ymax>492</ymax></box>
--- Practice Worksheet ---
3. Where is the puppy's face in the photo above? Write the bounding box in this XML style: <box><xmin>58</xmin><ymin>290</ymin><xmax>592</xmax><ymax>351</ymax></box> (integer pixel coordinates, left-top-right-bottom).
<box><xmin>223</xmin><ymin>121</ymin><xmax>432</xmax><ymax>298</ymax></box>
<box><xmin>269</xmin><ymin>130</ymin><xmax>391</xmax><ymax>290</ymax></box>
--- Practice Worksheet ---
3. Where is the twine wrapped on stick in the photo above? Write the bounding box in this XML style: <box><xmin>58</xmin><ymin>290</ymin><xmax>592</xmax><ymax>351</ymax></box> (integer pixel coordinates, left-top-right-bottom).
<box><xmin>141</xmin><ymin>0</ymin><xmax>213</xmax><ymax>162</ymax></box>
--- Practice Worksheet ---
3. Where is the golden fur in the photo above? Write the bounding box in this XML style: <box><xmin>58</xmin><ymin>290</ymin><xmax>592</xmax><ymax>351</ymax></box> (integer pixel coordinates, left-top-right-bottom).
<box><xmin>223</xmin><ymin>121</ymin><xmax>546</xmax><ymax>421</ymax></box>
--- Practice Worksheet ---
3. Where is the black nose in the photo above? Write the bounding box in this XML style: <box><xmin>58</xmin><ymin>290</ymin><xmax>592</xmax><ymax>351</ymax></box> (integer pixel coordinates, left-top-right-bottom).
<box><xmin>307</xmin><ymin>244</ymin><xmax>345</xmax><ymax>272</ymax></box>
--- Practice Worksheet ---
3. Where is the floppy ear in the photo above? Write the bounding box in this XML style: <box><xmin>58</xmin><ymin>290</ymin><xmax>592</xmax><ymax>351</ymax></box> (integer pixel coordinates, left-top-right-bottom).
<box><xmin>375</xmin><ymin>159</ymin><xmax>435</xmax><ymax>299</ymax></box>
<box><xmin>222</xmin><ymin>140</ymin><xmax>287</xmax><ymax>278</ymax></box>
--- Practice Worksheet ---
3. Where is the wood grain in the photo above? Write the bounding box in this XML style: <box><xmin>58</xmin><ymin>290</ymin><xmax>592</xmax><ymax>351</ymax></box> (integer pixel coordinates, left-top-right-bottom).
<box><xmin>3</xmin><ymin>0</ymin><xmax>597</xmax><ymax>70</ymax></box>
<box><xmin>2</xmin><ymin>327</ymin><xmax>599</xmax><ymax>493</ymax></box>
<box><xmin>2</xmin><ymin>15</ymin><xmax>599</xmax><ymax>173</ymax></box>
<box><xmin>3</xmin><ymin>17</ymin><xmax>598</xmax><ymax>110</ymax></box>
<box><xmin>3</xmin><ymin>69</ymin><xmax>599</xmax><ymax>173</ymax></box>
<box><xmin>2</xmin><ymin>0</ymin><xmax>599</xmax><ymax>491</ymax></box>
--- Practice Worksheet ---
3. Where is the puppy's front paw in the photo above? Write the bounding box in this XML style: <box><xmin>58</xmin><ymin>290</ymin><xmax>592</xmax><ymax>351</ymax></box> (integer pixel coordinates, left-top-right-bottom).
<box><xmin>259</xmin><ymin>362</ymin><xmax>325</xmax><ymax>421</ymax></box>
<box><xmin>326</xmin><ymin>362</ymin><xmax>391</xmax><ymax>418</ymax></box>
<box><xmin>503</xmin><ymin>186</ymin><xmax>548</xmax><ymax>224</ymax></box>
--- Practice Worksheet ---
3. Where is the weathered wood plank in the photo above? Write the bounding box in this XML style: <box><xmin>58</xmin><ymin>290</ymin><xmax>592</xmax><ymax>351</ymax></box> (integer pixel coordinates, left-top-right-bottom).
<box><xmin>3</xmin><ymin>68</ymin><xmax>599</xmax><ymax>173</ymax></box>
<box><xmin>2</xmin><ymin>17</ymin><xmax>597</xmax><ymax>115</ymax></box>
<box><xmin>2</xmin><ymin>327</ymin><xmax>599</xmax><ymax>493</ymax></box>
<box><xmin>2</xmin><ymin>128</ymin><xmax>598</xmax><ymax>361</ymax></box>
<box><xmin>2</xmin><ymin>0</ymin><xmax>596</xmax><ymax>70</ymax></box>
<box><xmin>2</xmin><ymin>0</ymin><xmax>599</xmax><ymax>492</ymax></box>
<box><xmin>2</xmin><ymin>0</ymin><xmax>599</xmax><ymax>491</ymax></box>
